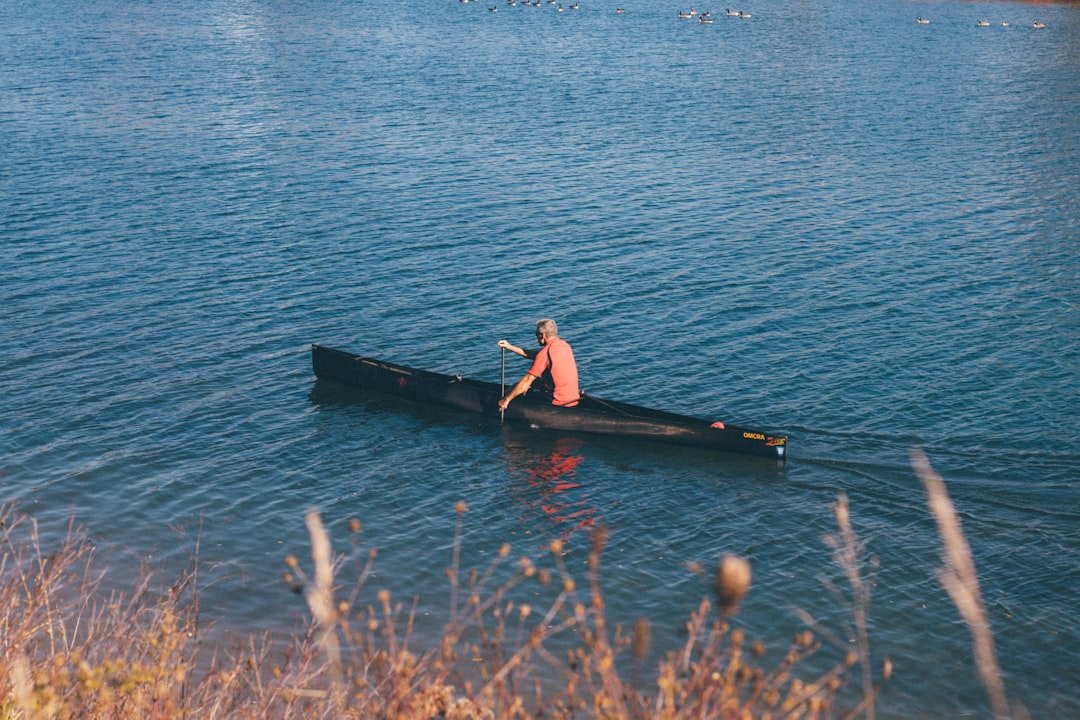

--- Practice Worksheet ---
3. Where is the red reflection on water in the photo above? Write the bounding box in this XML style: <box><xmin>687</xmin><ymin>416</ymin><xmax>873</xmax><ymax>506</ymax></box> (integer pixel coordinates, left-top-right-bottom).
<box><xmin>506</xmin><ymin>436</ymin><xmax>597</xmax><ymax>545</ymax></box>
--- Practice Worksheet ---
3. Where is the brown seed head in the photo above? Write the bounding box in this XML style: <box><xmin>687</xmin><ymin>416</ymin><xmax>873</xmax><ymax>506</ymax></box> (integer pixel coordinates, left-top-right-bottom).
<box><xmin>714</xmin><ymin>554</ymin><xmax>752</xmax><ymax>615</ymax></box>
<box><xmin>632</xmin><ymin>617</ymin><xmax>651</xmax><ymax>661</ymax></box>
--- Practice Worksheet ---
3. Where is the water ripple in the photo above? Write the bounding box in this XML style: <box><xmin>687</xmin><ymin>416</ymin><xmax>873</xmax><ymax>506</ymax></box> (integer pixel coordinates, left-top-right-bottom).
<box><xmin>3</xmin><ymin>0</ymin><xmax>1079</xmax><ymax>716</ymax></box>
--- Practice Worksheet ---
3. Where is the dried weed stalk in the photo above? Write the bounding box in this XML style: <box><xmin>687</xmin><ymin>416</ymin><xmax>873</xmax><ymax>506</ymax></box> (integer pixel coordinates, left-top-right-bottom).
<box><xmin>912</xmin><ymin>448</ymin><xmax>1015</xmax><ymax>720</ymax></box>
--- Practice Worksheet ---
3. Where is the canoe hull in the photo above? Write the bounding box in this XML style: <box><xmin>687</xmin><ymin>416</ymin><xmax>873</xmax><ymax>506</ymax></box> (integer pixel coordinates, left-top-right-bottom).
<box><xmin>311</xmin><ymin>344</ymin><xmax>787</xmax><ymax>461</ymax></box>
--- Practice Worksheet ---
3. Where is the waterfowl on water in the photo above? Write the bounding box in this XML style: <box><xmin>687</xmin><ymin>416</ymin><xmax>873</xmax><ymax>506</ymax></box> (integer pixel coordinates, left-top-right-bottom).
<box><xmin>1033</xmin><ymin>20</ymin><xmax>1045</xmax><ymax>28</ymax></box>
<box><xmin>1002</xmin><ymin>20</ymin><xmax>1010</xmax><ymax>26</ymax></box>
<box><xmin>738</xmin><ymin>11</ymin><xmax>751</xmax><ymax>18</ymax></box>
<box><xmin>678</xmin><ymin>10</ymin><xmax>693</xmax><ymax>18</ymax></box>
<box><xmin>916</xmin><ymin>16</ymin><xmax>930</xmax><ymax>24</ymax></box>
<box><xmin>699</xmin><ymin>15</ymin><xmax>713</xmax><ymax>23</ymax></box>
<box><xmin>726</xmin><ymin>8</ymin><xmax>738</xmax><ymax>15</ymax></box>
<box><xmin>616</xmin><ymin>7</ymin><xmax>625</xmax><ymax>12</ymax></box>
<box><xmin>976</xmin><ymin>19</ymin><xmax>990</xmax><ymax>26</ymax></box>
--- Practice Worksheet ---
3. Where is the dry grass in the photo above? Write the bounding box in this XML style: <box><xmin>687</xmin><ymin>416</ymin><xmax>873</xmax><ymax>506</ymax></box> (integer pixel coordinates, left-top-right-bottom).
<box><xmin>911</xmin><ymin>448</ymin><xmax>1019</xmax><ymax>720</ymax></box>
<box><xmin>0</xmin><ymin>453</ymin><xmax>1011</xmax><ymax>719</ymax></box>
<box><xmin>0</xmin><ymin>507</ymin><xmax>199</xmax><ymax>718</ymax></box>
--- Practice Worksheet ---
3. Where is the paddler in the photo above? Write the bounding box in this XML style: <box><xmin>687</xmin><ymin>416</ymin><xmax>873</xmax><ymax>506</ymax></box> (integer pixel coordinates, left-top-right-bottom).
<box><xmin>497</xmin><ymin>319</ymin><xmax>580</xmax><ymax>410</ymax></box>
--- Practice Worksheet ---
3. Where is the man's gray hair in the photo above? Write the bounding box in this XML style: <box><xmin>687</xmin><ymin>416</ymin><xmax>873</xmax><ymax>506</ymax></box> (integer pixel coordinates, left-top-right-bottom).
<box><xmin>536</xmin><ymin>319</ymin><xmax>558</xmax><ymax>339</ymax></box>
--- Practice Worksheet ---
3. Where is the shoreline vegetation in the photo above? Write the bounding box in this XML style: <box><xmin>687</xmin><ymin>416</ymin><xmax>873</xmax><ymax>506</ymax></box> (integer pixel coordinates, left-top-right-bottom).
<box><xmin>1</xmin><ymin>451</ymin><xmax>1019</xmax><ymax>719</ymax></box>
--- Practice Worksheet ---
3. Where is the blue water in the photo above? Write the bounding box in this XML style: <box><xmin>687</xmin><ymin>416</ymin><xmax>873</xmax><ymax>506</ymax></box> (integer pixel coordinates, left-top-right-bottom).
<box><xmin>2</xmin><ymin>0</ymin><xmax>1078</xmax><ymax>715</ymax></box>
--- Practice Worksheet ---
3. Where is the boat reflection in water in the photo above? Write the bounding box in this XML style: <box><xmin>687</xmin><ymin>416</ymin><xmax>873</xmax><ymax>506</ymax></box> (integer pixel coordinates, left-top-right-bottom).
<box><xmin>502</xmin><ymin>434</ymin><xmax>598</xmax><ymax>547</ymax></box>
<box><xmin>308</xmin><ymin>377</ymin><xmax>601</xmax><ymax>547</ymax></box>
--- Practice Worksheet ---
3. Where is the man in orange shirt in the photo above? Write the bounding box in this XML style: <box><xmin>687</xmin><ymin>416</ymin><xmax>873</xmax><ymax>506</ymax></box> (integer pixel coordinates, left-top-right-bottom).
<box><xmin>497</xmin><ymin>319</ymin><xmax>580</xmax><ymax>410</ymax></box>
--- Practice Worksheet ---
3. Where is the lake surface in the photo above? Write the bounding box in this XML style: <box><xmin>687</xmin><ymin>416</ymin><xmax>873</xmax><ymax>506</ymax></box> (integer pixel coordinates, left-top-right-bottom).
<box><xmin>2</xmin><ymin>0</ymin><xmax>1078</xmax><ymax>715</ymax></box>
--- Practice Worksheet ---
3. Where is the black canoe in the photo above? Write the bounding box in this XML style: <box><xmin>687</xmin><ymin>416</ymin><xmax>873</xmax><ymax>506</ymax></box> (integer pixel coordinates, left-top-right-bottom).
<box><xmin>311</xmin><ymin>344</ymin><xmax>787</xmax><ymax>461</ymax></box>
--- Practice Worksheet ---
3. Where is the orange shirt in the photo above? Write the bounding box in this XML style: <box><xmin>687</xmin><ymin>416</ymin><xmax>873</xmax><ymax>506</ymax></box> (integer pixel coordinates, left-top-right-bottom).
<box><xmin>528</xmin><ymin>338</ymin><xmax>580</xmax><ymax>406</ymax></box>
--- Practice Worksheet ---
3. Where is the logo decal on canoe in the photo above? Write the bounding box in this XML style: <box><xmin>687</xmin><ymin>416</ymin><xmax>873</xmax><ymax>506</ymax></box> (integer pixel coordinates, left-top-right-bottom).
<box><xmin>397</xmin><ymin>375</ymin><xmax>407</xmax><ymax>389</ymax></box>
<box><xmin>743</xmin><ymin>431</ymin><xmax>766</xmax><ymax>441</ymax></box>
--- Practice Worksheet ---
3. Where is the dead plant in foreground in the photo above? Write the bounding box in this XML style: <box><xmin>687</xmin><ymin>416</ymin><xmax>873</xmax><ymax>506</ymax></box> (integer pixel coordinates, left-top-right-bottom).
<box><xmin>280</xmin><ymin>500</ymin><xmax>884</xmax><ymax>719</ymax></box>
<box><xmin>0</xmin><ymin>506</ymin><xmax>199</xmax><ymax>719</ymax></box>
<box><xmin>912</xmin><ymin>448</ymin><xmax>1021</xmax><ymax>720</ymax></box>
<box><xmin>0</xmin><ymin>498</ymin><xmax>879</xmax><ymax>719</ymax></box>
<box><xmin>6</xmin><ymin>450</ymin><xmax>1018</xmax><ymax>719</ymax></box>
